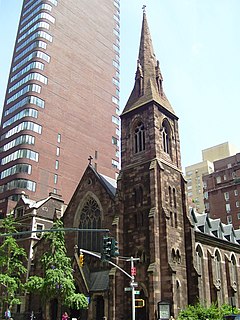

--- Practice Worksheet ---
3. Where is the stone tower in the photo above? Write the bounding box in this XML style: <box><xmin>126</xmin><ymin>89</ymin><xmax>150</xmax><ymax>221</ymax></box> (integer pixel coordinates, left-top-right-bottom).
<box><xmin>117</xmin><ymin>10</ymin><xmax>188</xmax><ymax>319</ymax></box>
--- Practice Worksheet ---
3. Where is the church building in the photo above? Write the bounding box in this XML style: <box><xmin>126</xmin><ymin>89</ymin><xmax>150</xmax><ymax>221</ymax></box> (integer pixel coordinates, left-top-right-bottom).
<box><xmin>16</xmin><ymin>10</ymin><xmax>240</xmax><ymax>320</ymax></box>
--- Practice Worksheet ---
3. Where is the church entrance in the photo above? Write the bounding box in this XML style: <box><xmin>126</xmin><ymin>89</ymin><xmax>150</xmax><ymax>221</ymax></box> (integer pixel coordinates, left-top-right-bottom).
<box><xmin>95</xmin><ymin>296</ymin><xmax>104</xmax><ymax>320</ymax></box>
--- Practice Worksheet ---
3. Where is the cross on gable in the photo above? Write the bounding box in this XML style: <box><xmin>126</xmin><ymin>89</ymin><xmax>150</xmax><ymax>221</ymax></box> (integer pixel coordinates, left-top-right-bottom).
<box><xmin>88</xmin><ymin>155</ymin><xmax>93</xmax><ymax>165</ymax></box>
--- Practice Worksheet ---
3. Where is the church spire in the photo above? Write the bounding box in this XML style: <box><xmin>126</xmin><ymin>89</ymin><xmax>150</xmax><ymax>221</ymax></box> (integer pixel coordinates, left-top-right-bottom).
<box><xmin>122</xmin><ymin>9</ymin><xmax>175</xmax><ymax>116</ymax></box>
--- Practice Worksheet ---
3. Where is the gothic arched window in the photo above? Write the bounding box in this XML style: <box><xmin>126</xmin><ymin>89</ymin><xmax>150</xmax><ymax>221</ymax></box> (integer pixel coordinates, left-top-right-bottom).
<box><xmin>169</xmin><ymin>186</ymin><xmax>172</xmax><ymax>207</ymax></box>
<box><xmin>78</xmin><ymin>197</ymin><xmax>101</xmax><ymax>252</ymax></box>
<box><xmin>134</xmin><ymin>121</ymin><xmax>145</xmax><ymax>153</ymax></box>
<box><xmin>162</xmin><ymin>120</ymin><xmax>171</xmax><ymax>156</ymax></box>
<box><xmin>215</xmin><ymin>250</ymin><xmax>221</xmax><ymax>281</ymax></box>
<box><xmin>230</xmin><ymin>254</ymin><xmax>237</xmax><ymax>286</ymax></box>
<box><xmin>196</xmin><ymin>245</ymin><xmax>204</xmax><ymax>275</ymax></box>
<box><xmin>173</xmin><ymin>188</ymin><xmax>177</xmax><ymax>208</ymax></box>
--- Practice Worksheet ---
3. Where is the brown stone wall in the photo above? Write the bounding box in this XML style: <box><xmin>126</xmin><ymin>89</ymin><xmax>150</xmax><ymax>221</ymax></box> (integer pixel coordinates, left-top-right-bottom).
<box><xmin>194</xmin><ymin>233</ymin><xmax>240</xmax><ymax>308</ymax></box>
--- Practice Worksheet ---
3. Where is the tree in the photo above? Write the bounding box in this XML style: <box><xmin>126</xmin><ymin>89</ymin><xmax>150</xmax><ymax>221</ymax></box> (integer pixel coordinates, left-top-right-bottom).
<box><xmin>0</xmin><ymin>215</ymin><xmax>27</xmax><ymax>312</ymax></box>
<box><xmin>25</xmin><ymin>219</ymin><xmax>88</xmax><ymax>320</ymax></box>
<box><xmin>178</xmin><ymin>302</ymin><xmax>240</xmax><ymax>320</ymax></box>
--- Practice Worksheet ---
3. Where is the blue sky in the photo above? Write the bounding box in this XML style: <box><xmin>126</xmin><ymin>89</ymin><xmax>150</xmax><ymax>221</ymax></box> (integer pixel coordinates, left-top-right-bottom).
<box><xmin>1</xmin><ymin>0</ymin><xmax>240</xmax><ymax>169</ymax></box>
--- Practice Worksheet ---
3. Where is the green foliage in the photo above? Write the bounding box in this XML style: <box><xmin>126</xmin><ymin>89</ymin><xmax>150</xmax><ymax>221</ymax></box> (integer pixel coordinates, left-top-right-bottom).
<box><xmin>0</xmin><ymin>215</ymin><xmax>27</xmax><ymax>307</ymax></box>
<box><xmin>26</xmin><ymin>219</ymin><xmax>88</xmax><ymax>309</ymax></box>
<box><xmin>178</xmin><ymin>302</ymin><xmax>240</xmax><ymax>320</ymax></box>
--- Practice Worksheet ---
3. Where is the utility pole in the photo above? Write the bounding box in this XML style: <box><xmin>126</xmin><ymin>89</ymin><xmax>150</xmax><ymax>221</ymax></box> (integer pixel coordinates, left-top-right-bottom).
<box><xmin>127</xmin><ymin>256</ymin><xmax>139</xmax><ymax>320</ymax></box>
<box><xmin>78</xmin><ymin>248</ymin><xmax>139</xmax><ymax>320</ymax></box>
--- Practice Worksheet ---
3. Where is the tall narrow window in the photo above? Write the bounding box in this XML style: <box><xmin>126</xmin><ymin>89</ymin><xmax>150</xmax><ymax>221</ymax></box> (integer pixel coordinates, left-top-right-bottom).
<box><xmin>230</xmin><ymin>255</ymin><xmax>237</xmax><ymax>285</ymax></box>
<box><xmin>162</xmin><ymin>120</ymin><xmax>171</xmax><ymax>155</ymax></box>
<box><xmin>215</xmin><ymin>251</ymin><xmax>221</xmax><ymax>281</ymax></box>
<box><xmin>173</xmin><ymin>188</ymin><xmax>177</xmax><ymax>208</ymax></box>
<box><xmin>134</xmin><ymin>121</ymin><xmax>145</xmax><ymax>153</ymax></box>
<box><xmin>169</xmin><ymin>186</ymin><xmax>172</xmax><ymax>207</ymax></box>
<box><xmin>196</xmin><ymin>245</ymin><xmax>203</xmax><ymax>275</ymax></box>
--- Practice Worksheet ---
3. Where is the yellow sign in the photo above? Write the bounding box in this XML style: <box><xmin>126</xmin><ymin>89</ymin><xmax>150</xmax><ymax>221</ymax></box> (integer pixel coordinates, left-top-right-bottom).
<box><xmin>135</xmin><ymin>299</ymin><xmax>145</xmax><ymax>308</ymax></box>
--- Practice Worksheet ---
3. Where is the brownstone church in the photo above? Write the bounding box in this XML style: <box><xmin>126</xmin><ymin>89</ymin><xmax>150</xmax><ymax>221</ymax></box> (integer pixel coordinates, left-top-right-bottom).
<box><xmin>14</xmin><ymin>11</ymin><xmax>240</xmax><ymax>320</ymax></box>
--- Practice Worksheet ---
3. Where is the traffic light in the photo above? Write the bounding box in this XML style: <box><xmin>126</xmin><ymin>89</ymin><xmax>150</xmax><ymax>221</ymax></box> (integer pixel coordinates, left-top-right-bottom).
<box><xmin>110</xmin><ymin>238</ymin><xmax>119</xmax><ymax>257</ymax></box>
<box><xmin>101</xmin><ymin>236</ymin><xmax>112</xmax><ymax>261</ymax></box>
<box><xmin>79</xmin><ymin>253</ymin><xmax>84</xmax><ymax>267</ymax></box>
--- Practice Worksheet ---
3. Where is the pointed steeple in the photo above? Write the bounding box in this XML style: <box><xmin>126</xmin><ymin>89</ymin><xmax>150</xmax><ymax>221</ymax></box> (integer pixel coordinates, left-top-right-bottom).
<box><xmin>122</xmin><ymin>9</ymin><xmax>175</xmax><ymax>115</ymax></box>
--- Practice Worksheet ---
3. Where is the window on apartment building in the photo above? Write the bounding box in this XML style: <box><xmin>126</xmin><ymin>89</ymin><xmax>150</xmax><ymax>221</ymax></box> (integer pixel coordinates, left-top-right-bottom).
<box><xmin>237</xmin><ymin>213</ymin><xmax>240</xmax><ymax>220</ymax></box>
<box><xmin>204</xmin><ymin>192</ymin><xmax>208</xmax><ymax>199</ymax></box>
<box><xmin>203</xmin><ymin>181</ymin><xmax>207</xmax><ymax>189</ymax></box>
<box><xmin>112</xmin><ymin>159</ymin><xmax>119</xmax><ymax>169</ymax></box>
<box><xmin>224</xmin><ymin>192</ymin><xmax>229</xmax><ymax>201</ymax></box>
<box><xmin>216</xmin><ymin>176</ymin><xmax>221</xmax><ymax>184</ymax></box>
<box><xmin>56</xmin><ymin>147</ymin><xmax>60</xmax><ymax>156</ymax></box>
<box><xmin>226</xmin><ymin>203</ymin><xmax>231</xmax><ymax>213</ymax></box>
<box><xmin>227</xmin><ymin>163</ymin><xmax>232</xmax><ymax>168</ymax></box>
<box><xmin>234</xmin><ymin>189</ymin><xmax>238</xmax><ymax>196</ymax></box>
<box><xmin>227</xmin><ymin>215</ymin><xmax>232</xmax><ymax>224</ymax></box>
<box><xmin>205</xmin><ymin>202</ymin><xmax>210</xmax><ymax>211</ymax></box>
<box><xmin>55</xmin><ymin>160</ymin><xmax>59</xmax><ymax>170</ymax></box>
<box><xmin>54</xmin><ymin>174</ymin><xmax>58</xmax><ymax>184</ymax></box>
<box><xmin>236</xmin><ymin>201</ymin><xmax>240</xmax><ymax>208</ymax></box>
<box><xmin>57</xmin><ymin>133</ymin><xmax>61</xmax><ymax>143</ymax></box>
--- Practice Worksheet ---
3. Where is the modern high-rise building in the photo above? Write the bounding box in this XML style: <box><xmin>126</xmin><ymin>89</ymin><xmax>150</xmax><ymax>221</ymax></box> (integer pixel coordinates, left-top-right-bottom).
<box><xmin>185</xmin><ymin>142</ymin><xmax>239</xmax><ymax>212</ymax></box>
<box><xmin>0</xmin><ymin>0</ymin><xmax>120</xmax><ymax>216</ymax></box>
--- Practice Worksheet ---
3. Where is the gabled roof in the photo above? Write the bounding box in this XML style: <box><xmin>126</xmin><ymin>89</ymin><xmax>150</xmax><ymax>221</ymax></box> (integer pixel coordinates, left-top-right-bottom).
<box><xmin>16</xmin><ymin>193</ymin><xmax>63</xmax><ymax>210</ymax></box>
<box><xmin>89</xmin><ymin>165</ymin><xmax>117</xmax><ymax>199</ymax></box>
<box><xmin>122</xmin><ymin>11</ymin><xmax>175</xmax><ymax>117</ymax></box>
<box><xmin>190</xmin><ymin>207</ymin><xmax>240</xmax><ymax>245</ymax></box>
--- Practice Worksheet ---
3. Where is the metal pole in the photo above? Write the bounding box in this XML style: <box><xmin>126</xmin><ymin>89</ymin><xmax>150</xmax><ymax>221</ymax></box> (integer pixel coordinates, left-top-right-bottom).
<box><xmin>130</xmin><ymin>256</ymin><xmax>135</xmax><ymax>320</ymax></box>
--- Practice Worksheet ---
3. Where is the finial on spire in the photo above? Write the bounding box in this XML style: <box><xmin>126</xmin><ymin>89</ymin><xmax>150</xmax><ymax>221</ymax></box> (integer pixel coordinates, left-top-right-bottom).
<box><xmin>142</xmin><ymin>5</ymin><xmax>146</xmax><ymax>13</ymax></box>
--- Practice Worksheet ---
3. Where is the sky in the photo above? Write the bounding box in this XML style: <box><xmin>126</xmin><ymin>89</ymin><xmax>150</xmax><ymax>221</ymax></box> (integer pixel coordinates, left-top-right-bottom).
<box><xmin>0</xmin><ymin>0</ymin><xmax>240</xmax><ymax>170</ymax></box>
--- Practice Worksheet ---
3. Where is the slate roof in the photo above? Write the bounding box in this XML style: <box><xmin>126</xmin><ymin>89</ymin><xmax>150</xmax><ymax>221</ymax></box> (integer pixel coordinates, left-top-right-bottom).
<box><xmin>89</xmin><ymin>270</ymin><xmax>109</xmax><ymax>292</ymax></box>
<box><xmin>190</xmin><ymin>208</ymin><xmax>240</xmax><ymax>245</ymax></box>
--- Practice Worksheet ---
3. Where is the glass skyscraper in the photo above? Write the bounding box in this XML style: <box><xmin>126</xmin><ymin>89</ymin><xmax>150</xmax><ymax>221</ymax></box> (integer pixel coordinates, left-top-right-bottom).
<box><xmin>0</xmin><ymin>0</ymin><xmax>120</xmax><ymax>216</ymax></box>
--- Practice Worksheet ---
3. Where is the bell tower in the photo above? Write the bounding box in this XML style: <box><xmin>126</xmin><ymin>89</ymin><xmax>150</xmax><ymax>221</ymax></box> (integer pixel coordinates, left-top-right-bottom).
<box><xmin>118</xmin><ymin>9</ymin><xmax>188</xmax><ymax>319</ymax></box>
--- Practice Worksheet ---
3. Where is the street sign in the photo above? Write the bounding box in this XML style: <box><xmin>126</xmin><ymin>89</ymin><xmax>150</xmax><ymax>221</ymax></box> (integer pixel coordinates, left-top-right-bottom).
<box><xmin>131</xmin><ymin>282</ymin><xmax>138</xmax><ymax>287</ymax></box>
<box><xmin>134</xmin><ymin>290</ymin><xmax>140</xmax><ymax>295</ymax></box>
<box><xmin>124</xmin><ymin>287</ymin><xmax>132</xmax><ymax>292</ymax></box>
